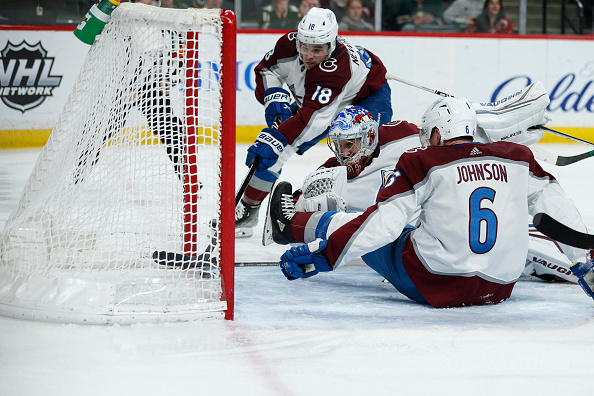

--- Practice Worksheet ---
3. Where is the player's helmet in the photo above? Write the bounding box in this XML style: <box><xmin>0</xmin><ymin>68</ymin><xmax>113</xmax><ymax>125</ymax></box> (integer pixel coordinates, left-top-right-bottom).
<box><xmin>420</xmin><ymin>97</ymin><xmax>477</xmax><ymax>146</ymax></box>
<box><xmin>297</xmin><ymin>8</ymin><xmax>339</xmax><ymax>60</ymax></box>
<box><xmin>327</xmin><ymin>106</ymin><xmax>379</xmax><ymax>178</ymax></box>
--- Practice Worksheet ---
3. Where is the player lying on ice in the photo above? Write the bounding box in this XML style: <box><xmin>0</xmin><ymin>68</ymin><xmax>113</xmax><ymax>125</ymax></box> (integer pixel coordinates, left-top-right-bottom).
<box><xmin>265</xmin><ymin>97</ymin><xmax>594</xmax><ymax>307</ymax></box>
<box><xmin>235</xmin><ymin>7</ymin><xmax>393</xmax><ymax>238</ymax></box>
<box><xmin>263</xmin><ymin>82</ymin><xmax>581</xmax><ymax>283</ymax></box>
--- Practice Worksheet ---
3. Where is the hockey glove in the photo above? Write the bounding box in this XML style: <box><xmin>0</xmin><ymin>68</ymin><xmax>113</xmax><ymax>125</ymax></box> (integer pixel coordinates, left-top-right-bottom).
<box><xmin>279</xmin><ymin>238</ymin><xmax>332</xmax><ymax>280</ymax></box>
<box><xmin>264</xmin><ymin>87</ymin><xmax>293</xmax><ymax>128</ymax></box>
<box><xmin>246</xmin><ymin>128</ymin><xmax>288</xmax><ymax>172</ymax></box>
<box><xmin>570</xmin><ymin>261</ymin><xmax>594</xmax><ymax>300</ymax></box>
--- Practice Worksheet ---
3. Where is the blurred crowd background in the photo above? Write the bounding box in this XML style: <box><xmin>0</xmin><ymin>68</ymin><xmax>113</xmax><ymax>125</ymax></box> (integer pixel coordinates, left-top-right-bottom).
<box><xmin>0</xmin><ymin>0</ymin><xmax>591</xmax><ymax>35</ymax></box>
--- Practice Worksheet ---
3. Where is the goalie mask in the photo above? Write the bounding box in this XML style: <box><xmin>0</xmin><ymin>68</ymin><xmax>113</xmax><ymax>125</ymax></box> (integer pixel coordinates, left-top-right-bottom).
<box><xmin>327</xmin><ymin>106</ymin><xmax>378</xmax><ymax>179</ymax></box>
<box><xmin>420</xmin><ymin>97</ymin><xmax>477</xmax><ymax>146</ymax></box>
<box><xmin>297</xmin><ymin>8</ymin><xmax>338</xmax><ymax>61</ymax></box>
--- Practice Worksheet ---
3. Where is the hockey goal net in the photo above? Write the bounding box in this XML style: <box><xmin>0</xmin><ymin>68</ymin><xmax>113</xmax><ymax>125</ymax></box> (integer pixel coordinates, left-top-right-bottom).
<box><xmin>0</xmin><ymin>4</ymin><xmax>236</xmax><ymax>323</ymax></box>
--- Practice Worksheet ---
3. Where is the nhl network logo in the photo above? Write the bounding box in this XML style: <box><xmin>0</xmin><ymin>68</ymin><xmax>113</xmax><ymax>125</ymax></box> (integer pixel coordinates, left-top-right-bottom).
<box><xmin>0</xmin><ymin>41</ymin><xmax>62</xmax><ymax>113</ymax></box>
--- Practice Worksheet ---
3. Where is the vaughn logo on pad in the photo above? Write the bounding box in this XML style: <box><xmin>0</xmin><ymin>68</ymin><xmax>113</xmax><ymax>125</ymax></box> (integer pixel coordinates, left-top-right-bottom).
<box><xmin>0</xmin><ymin>41</ymin><xmax>62</xmax><ymax>113</ymax></box>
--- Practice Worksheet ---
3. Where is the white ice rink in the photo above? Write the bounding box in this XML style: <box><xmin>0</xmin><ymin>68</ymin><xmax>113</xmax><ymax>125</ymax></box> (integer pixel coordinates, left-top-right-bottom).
<box><xmin>1</xmin><ymin>143</ymin><xmax>594</xmax><ymax>395</ymax></box>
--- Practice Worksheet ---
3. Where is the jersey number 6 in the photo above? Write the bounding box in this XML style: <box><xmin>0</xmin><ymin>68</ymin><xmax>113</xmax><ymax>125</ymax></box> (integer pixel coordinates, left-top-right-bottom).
<box><xmin>469</xmin><ymin>187</ymin><xmax>497</xmax><ymax>254</ymax></box>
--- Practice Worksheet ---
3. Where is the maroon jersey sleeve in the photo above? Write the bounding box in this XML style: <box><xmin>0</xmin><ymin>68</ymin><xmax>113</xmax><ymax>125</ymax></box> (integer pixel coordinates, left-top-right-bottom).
<box><xmin>254</xmin><ymin>32</ymin><xmax>298</xmax><ymax>104</ymax></box>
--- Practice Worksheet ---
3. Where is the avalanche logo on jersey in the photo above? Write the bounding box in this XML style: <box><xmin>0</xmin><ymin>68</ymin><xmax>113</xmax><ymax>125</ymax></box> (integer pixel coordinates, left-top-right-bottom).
<box><xmin>380</xmin><ymin>169</ymin><xmax>400</xmax><ymax>190</ymax></box>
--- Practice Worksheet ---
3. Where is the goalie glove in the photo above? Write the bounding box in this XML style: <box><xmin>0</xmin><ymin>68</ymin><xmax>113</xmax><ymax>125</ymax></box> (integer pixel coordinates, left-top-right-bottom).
<box><xmin>246</xmin><ymin>128</ymin><xmax>288</xmax><ymax>172</ymax></box>
<box><xmin>279</xmin><ymin>238</ymin><xmax>332</xmax><ymax>280</ymax></box>
<box><xmin>295</xmin><ymin>167</ymin><xmax>349</xmax><ymax>212</ymax></box>
<box><xmin>264</xmin><ymin>87</ymin><xmax>293</xmax><ymax>128</ymax></box>
<box><xmin>571</xmin><ymin>259</ymin><xmax>594</xmax><ymax>300</ymax></box>
<box><xmin>473</xmin><ymin>81</ymin><xmax>550</xmax><ymax>146</ymax></box>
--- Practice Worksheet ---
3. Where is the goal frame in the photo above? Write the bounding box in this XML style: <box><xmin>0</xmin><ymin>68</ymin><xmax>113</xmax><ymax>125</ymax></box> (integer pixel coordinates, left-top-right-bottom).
<box><xmin>0</xmin><ymin>6</ymin><xmax>237</xmax><ymax>323</ymax></box>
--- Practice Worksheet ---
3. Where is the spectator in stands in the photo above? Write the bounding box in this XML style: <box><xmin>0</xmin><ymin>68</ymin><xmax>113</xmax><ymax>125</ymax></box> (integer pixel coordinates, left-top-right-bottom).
<box><xmin>339</xmin><ymin>0</ymin><xmax>374</xmax><ymax>31</ymax></box>
<box><xmin>300</xmin><ymin>0</ymin><xmax>321</xmax><ymax>17</ymax></box>
<box><xmin>259</xmin><ymin>0</ymin><xmax>301</xmax><ymax>29</ymax></box>
<box><xmin>466</xmin><ymin>0</ymin><xmax>516</xmax><ymax>34</ymax></box>
<box><xmin>442</xmin><ymin>0</ymin><xmax>484</xmax><ymax>29</ymax></box>
<box><xmin>383</xmin><ymin>0</ymin><xmax>444</xmax><ymax>32</ymax></box>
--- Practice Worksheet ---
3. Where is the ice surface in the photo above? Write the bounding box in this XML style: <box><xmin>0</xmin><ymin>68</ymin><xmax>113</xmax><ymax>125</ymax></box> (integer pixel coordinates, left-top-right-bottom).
<box><xmin>1</xmin><ymin>144</ymin><xmax>594</xmax><ymax>395</ymax></box>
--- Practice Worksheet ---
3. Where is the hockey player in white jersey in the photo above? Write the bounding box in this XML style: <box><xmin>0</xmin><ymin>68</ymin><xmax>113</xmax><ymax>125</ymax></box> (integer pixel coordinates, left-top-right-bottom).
<box><xmin>266</xmin><ymin>104</ymin><xmax>579</xmax><ymax>283</ymax></box>
<box><xmin>235</xmin><ymin>7</ymin><xmax>392</xmax><ymax>237</ymax></box>
<box><xmin>268</xmin><ymin>97</ymin><xmax>593</xmax><ymax>307</ymax></box>
<box><xmin>261</xmin><ymin>105</ymin><xmax>421</xmax><ymax>246</ymax></box>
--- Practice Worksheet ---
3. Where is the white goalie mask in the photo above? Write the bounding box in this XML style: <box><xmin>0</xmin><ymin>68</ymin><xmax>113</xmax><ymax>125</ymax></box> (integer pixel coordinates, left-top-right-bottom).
<box><xmin>296</xmin><ymin>7</ymin><xmax>339</xmax><ymax>60</ymax></box>
<box><xmin>327</xmin><ymin>106</ymin><xmax>379</xmax><ymax>178</ymax></box>
<box><xmin>420</xmin><ymin>97</ymin><xmax>477</xmax><ymax>146</ymax></box>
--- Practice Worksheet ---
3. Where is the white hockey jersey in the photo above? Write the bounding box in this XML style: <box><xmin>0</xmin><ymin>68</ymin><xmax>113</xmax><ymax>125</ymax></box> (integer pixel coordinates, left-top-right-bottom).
<box><xmin>254</xmin><ymin>32</ymin><xmax>387</xmax><ymax>150</ymax></box>
<box><xmin>322</xmin><ymin>141</ymin><xmax>588</xmax><ymax>307</ymax></box>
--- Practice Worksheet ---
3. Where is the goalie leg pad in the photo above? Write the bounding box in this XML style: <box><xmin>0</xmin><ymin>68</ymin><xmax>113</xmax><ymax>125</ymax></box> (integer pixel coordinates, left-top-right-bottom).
<box><xmin>473</xmin><ymin>81</ymin><xmax>550</xmax><ymax>146</ymax></box>
<box><xmin>524</xmin><ymin>228</ymin><xmax>577</xmax><ymax>283</ymax></box>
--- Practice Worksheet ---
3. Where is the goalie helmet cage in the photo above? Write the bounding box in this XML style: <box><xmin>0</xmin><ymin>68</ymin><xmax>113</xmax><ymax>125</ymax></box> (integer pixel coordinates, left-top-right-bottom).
<box><xmin>0</xmin><ymin>4</ymin><xmax>237</xmax><ymax>323</ymax></box>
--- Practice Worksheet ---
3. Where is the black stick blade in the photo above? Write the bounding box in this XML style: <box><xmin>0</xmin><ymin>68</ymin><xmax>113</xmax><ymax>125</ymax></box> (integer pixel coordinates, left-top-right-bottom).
<box><xmin>152</xmin><ymin>250</ymin><xmax>217</xmax><ymax>276</ymax></box>
<box><xmin>556</xmin><ymin>150</ymin><xmax>594</xmax><ymax>166</ymax></box>
<box><xmin>533</xmin><ymin>213</ymin><xmax>594</xmax><ymax>250</ymax></box>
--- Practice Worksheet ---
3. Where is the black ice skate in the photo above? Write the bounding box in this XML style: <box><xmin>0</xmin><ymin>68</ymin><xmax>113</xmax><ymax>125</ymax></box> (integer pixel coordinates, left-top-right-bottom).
<box><xmin>263</xmin><ymin>181</ymin><xmax>296</xmax><ymax>245</ymax></box>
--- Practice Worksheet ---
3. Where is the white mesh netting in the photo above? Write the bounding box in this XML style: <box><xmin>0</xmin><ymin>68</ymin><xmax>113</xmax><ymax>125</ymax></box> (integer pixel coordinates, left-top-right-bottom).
<box><xmin>0</xmin><ymin>4</ymin><xmax>234</xmax><ymax>323</ymax></box>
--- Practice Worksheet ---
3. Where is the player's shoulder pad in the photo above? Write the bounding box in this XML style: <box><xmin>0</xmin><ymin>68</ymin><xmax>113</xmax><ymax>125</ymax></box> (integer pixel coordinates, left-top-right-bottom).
<box><xmin>272</xmin><ymin>31</ymin><xmax>299</xmax><ymax>60</ymax></box>
<box><xmin>379</xmin><ymin>121</ymin><xmax>420</xmax><ymax>144</ymax></box>
<box><xmin>489</xmin><ymin>140</ymin><xmax>535</xmax><ymax>161</ymax></box>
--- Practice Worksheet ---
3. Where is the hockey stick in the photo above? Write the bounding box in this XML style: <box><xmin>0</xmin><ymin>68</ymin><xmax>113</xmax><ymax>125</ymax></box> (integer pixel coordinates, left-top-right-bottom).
<box><xmin>153</xmin><ymin>116</ymin><xmax>281</xmax><ymax>269</ymax></box>
<box><xmin>153</xmin><ymin>219</ymin><xmax>219</xmax><ymax>272</ymax></box>
<box><xmin>533</xmin><ymin>213</ymin><xmax>594</xmax><ymax>250</ymax></box>
<box><xmin>530</xmin><ymin>145</ymin><xmax>594</xmax><ymax>166</ymax></box>
<box><xmin>385</xmin><ymin>72</ymin><xmax>453</xmax><ymax>98</ymax></box>
<box><xmin>236</xmin><ymin>157</ymin><xmax>260</xmax><ymax>206</ymax></box>
<box><xmin>235</xmin><ymin>115</ymin><xmax>282</xmax><ymax>205</ymax></box>
<box><xmin>538</xmin><ymin>125</ymin><xmax>594</xmax><ymax>147</ymax></box>
<box><xmin>152</xmin><ymin>158</ymin><xmax>259</xmax><ymax>271</ymax></box>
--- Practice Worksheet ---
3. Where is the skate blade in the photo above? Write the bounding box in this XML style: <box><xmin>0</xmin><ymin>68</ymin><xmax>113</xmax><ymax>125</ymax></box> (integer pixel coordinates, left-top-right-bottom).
<box><xmin>262</xmin><ymin>206</ymin><xmax>274</xmax><ymax>246</ymax></box>
<box><xmin>261</xmin><ymin>182</ymin><xmax>278</xmax><ymax>246</ymax></box>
